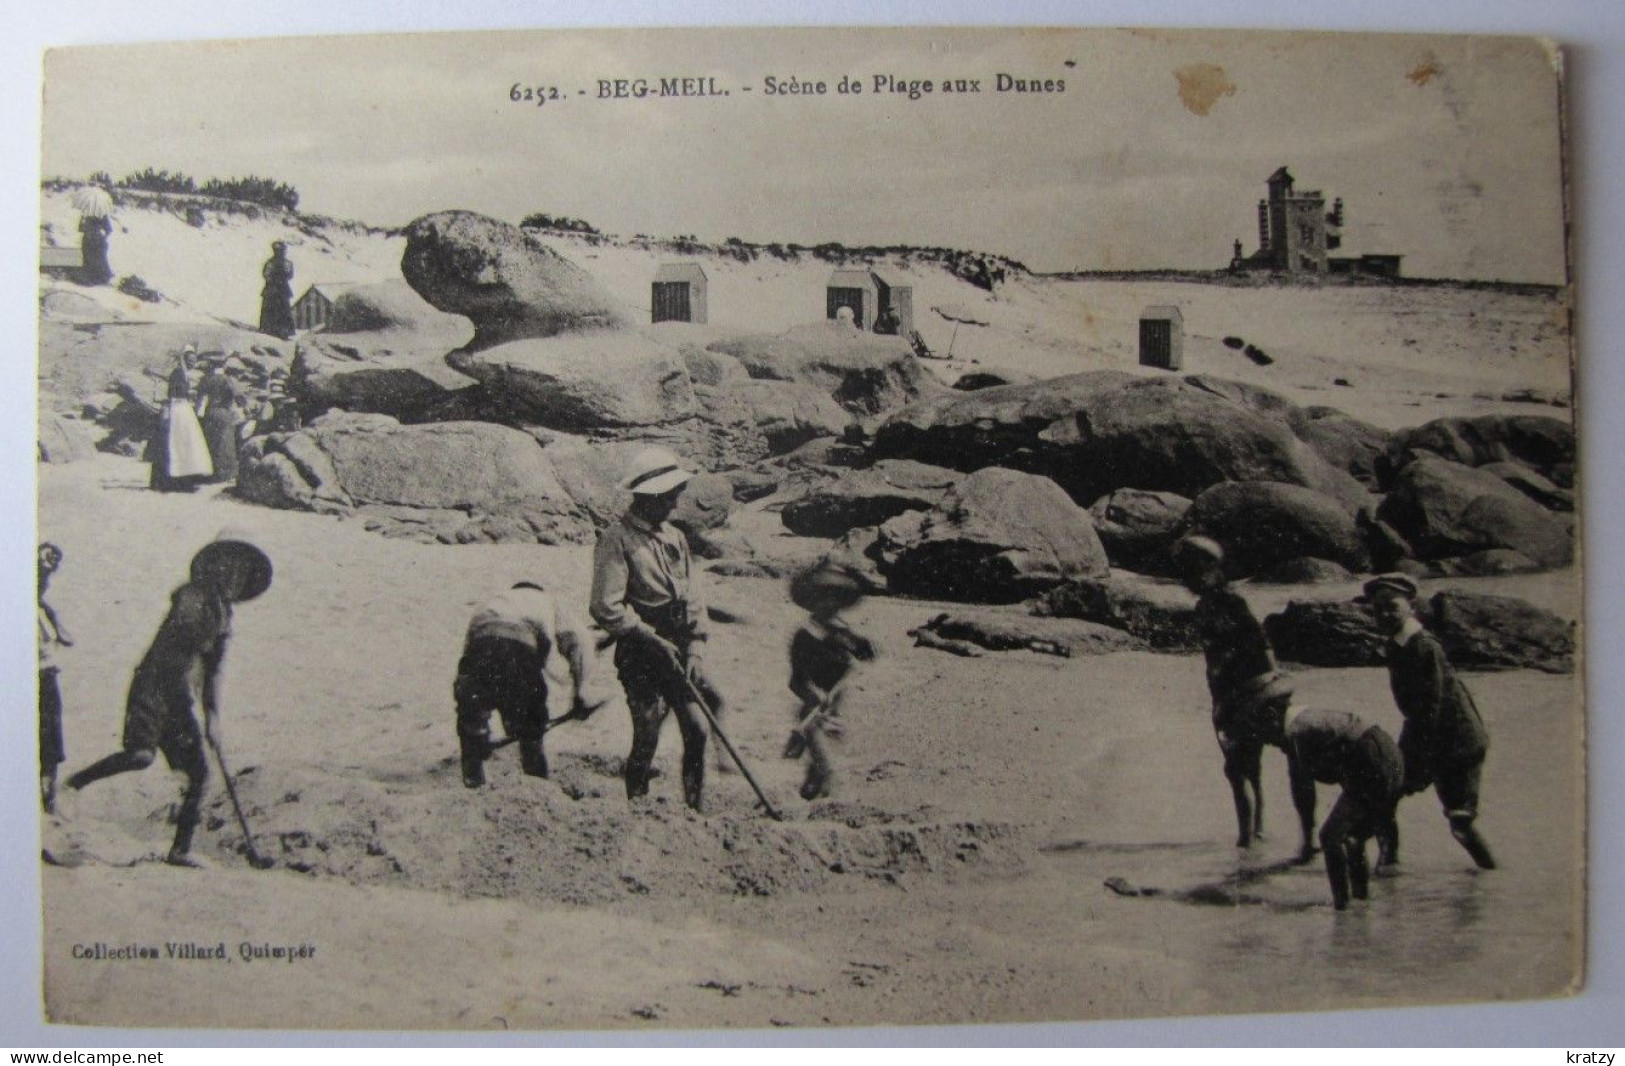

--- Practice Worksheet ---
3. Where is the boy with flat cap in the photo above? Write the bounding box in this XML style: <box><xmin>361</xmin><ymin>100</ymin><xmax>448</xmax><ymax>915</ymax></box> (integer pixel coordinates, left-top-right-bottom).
<box><xmin>455</xmin><ymin>579</ymin><xmax>614</xmax><ymax>787</ymax></box>
<box><xmin>1361</xmin><ymin>573</ymin><xmax>1496</xmax><ymax>870</ymax></box>
<box><xmin>66</xmin><ymin>532</ymin><xmax>272</xmax><ymax>868</ymax></box>
<box><xmin>590</xmin><ymin>447</ymin><xmax>726</xmax><ymax>811</ymax></box>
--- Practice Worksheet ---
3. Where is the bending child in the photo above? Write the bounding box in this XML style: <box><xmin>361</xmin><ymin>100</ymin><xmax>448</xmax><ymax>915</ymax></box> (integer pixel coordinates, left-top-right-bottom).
<box><xmin>65</xmin><ymin>533</ymin><xmax>272</xmax><ymax>868</ymax></box>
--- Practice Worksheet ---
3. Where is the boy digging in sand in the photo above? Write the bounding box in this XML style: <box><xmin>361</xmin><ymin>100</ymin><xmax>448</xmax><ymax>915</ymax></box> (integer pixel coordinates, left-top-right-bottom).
<box><xmin>65</xmin><ymin>532</ymin><xmax>272</xmax><ymax>868</ymax></box>
<box><xmin>784</xmin><ymin>563</ymin><xmax>876</xmax><ymax>801</ymax></box>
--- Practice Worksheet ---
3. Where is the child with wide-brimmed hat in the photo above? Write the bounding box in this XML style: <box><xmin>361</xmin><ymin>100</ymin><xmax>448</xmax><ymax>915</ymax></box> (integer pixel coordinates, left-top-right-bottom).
<box><xmin>65</xmin><ymin>532</ymin><xmax>272</xmax><ymax>868</ymax></box>
<box><xmin>784</xmin><ymin>562</ymin><xmax>876</xmax><ymax>801</ymax></box>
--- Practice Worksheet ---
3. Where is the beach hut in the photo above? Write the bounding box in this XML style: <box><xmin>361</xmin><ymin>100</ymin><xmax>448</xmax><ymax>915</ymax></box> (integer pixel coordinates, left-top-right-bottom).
<box><xmin>825</xmin><ymin>268</ymin><xmax>913</xmax><ymax>334</ymax></box>
<box><xmin>652</xmin><ymin>263</ymin><xmax>708</xmax><ymax>324</ymax></box>
<box><xmin>292</xmin><ymin>283</ymin><xmax>354</xmax><ymax>333</ymax></box>
<box><xmin>1138</xmin><ymin>306</ymin><xmax>1184</xmax><ymax>371</ymax></box>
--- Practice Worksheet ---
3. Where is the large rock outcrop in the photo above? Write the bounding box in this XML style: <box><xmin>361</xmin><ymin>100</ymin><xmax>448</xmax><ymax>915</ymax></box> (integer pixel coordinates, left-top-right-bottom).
<box><xmin>400</xmin><ymin>211</ymin><xmax>625</xmax><ymax>349</ymax></box>
<box><xmin>870</xmin><ymin>372</ymin><xmax>1370</xmax><ymax>511</ymax></box>
<box><xmin>1181</xmin><ymin>481</ymin><xmax>1371</xmax><ymax>577</ymax></box>
<box><xmin>1086</xmin><ymin>488</ymin><xmax>1192</xmax><ymax>575</ymax></box>
<box><xmin>876</xmin><ymin>467</ymin><xmax>1110</xmax><ymax>603</ymax></box>
<box><xmin>1382</xmin><ymin>413</ymin><xmax>1575</xmax><ymax>489</ymax></box>
<box><xmin>1031</xmin><ymin>576</ymin><xmax>1202</xmax><ymax>651</ymax></box>
<box><xmin>706</xmin><ymin>322</ymin><xmax>940</xmax><ymax>416</ymax></box>
<box><xmin>542</xmin><ymin>436</ymin><xmax>733</xmax><ymax>534</ymax></box>
<box><xmin>1377</xmin><ymin>457</ymin><xmax>1573</xmax><ymax>569</ymax></box>
<box><xmin>298</xmin><ymin>339</ymin><xmax>487</xmax><ymax>424</ymax></box>
<box><xmin>237</xmin><ymin>413</ymin><xmax>592</xmax><ymax>544</ymax></box>
<box><xmin>780</xmin><ymin>460</ymin><xmax>960</xmax><ymax>538</ymax></box>
<box><xmin>1427</xmin><ymin>589</ymin><xmax>1576</xmax><ymax>673</ymax></box>
<box><xmin>448</xmin><ymin>333</ymin><xmax>698</xmax><ymax>430</ymax></box>
<box><xmin>1266</xmin><ymin>589</ymin><xmax>1574</xmax><ymax>673</ymax></box>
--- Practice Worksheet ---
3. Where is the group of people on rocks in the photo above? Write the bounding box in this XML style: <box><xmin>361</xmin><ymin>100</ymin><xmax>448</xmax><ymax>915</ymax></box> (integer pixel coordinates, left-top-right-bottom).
<box><xmin>43</xmin><ymin>441</ymin><xmax>1496</xmax><ymax>907</ymax></box>
<box><xmin>1176</xmin><ymin>535</ymin><xmax>1496</xmax><ymax>910</ymax></box>
<box><xmin>147</xmin><ymin>345</ymin><xmax>252</xmax><ymax>492</ymax></box>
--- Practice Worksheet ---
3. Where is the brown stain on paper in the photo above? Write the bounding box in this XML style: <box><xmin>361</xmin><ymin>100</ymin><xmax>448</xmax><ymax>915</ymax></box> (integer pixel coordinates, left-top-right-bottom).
<box><xmin>1173</xmin><ymin>63</ymin><xmax>1236</xmax><ymax>116</ymax></box>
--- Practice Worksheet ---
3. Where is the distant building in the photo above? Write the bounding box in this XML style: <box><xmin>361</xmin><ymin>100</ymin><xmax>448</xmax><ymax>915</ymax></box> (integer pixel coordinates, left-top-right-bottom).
<box><xmin>825</xmin><ymin>268</ymin><xmax>913</xmax><ymax>334</ymax></box>
<box><xmin>652</xmin><ymin>262</ymin><xmax>708</xmax><ymax>324</ymax></box>
<box><xmin>1138</xmin><ymin>306</ymin><xmax>1184</xmax><ymax>371</ymax></box>
<box><xmin>1233</xmin><ymin>166</ymin><xmax>1400</xmax><ymax>279</ymax></box>
<box><xmin>39</xmin><ymin>244</ymin><xmax>83</xmax><ymax>275</ymax></box>
<box><xmin>292</xmin><ymin>283</ymin><xmax>356</xmax><ymax>332</ymax></box>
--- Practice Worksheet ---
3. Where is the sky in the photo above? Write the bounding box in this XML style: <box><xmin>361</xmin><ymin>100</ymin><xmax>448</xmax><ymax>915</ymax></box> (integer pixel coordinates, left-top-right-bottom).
<box><xmin>40</xmin><ymin>27</ymin><xmax>1568</xmax><ymax>281</ymax></box>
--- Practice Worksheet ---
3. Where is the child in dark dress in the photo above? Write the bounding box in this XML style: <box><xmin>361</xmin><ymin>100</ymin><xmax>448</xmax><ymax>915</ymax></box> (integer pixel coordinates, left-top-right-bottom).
<box><xmin>784</xmin><ymin>564</ymin><xmax>876</xmax><ymax>801</ymax></box>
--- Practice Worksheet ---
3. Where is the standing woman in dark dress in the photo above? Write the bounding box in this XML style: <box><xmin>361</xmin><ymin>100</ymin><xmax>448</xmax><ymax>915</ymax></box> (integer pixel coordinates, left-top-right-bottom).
<box><xmin>196</xmin><ymin>360</ymin><xmax>244</xmax><ymax>484</ymax></box>
<box><xmin>78</xmin><ymin>214</ymin><xmax>113</xmax><ymax>286</ymax></box>
<box><xmin>74</xmin><ymin>180</ymin><xmax>115</xmax><ymax>285</ymax></box>
<box><xmin>258</xmin><ymin>241</ymin><xmax>296</xmax><ymax>340</ymax></box>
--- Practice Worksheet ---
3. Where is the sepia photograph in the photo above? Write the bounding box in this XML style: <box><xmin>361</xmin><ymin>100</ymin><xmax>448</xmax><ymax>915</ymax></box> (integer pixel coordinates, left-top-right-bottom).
<box><xmin>9</xmin><ymin>3</ymin><xmax>1620</xmax><ymax>1044</ymax></box>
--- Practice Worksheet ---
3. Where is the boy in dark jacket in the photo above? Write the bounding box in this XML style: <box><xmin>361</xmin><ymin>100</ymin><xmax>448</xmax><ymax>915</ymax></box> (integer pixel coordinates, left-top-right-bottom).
<box><xmin>1360</xmin><ymin>574</ymin><xmax>1496</xmax><ymax>870</ymax></box>
<box><xmin>784</xmin><ymin>564</ymin><xmax>876</xmax><ymax>801</ymax></box>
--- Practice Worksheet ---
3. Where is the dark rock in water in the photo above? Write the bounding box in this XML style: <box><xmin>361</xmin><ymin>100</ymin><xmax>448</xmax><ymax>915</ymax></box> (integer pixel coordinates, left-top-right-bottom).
<box><xmin>781</xmin><ymin>460</ymin><xmax>961</xmax><ymax>538</ymax></box>
<box><xmin>1479</xmin><ymin>461</ymin><xmax>1574</xmax><ymax>512</ymax></box>
<box><xmin>706</xmin><ymin>322</ymin><xmax>940</xmax><ymax>417</ymax></box>
<box><xmin>400</xmin><ymin>210</ymin><xmax>624</xmax><ymax>349</ymax></box>
<box><xmin>1251</xmin><ymin>557</ymin><xmax>1357</xmax><ymax>585</ymax></box>
<box><xmin>1265</xmin><ymin>600</ymin><xmax>1386</xmax><ymax>667</ymax></box>
<box><xmin>879</xmin><ymin>467</ymin><xmax>1110</xmax><ymax>604</ymax></box>
<box><xmin>871</xmin><ymin>371</ymin><xmax>1369</xmax><ymax>511</ymax></box>
<box><xmin>1426</xmin><ymin>589</ymin><xmax>1574</xmax><ymax>673</ymax></box>
<box><xmin>1426</xmin><ymin>548</ymin><xmax>1542</xmax><ymax>577</ymax></box>
<box><xmin>1087</xmin><ymin>488</ymin><xmax>1192</xmax><ymax>575</ymax></box>
<box><xmin>237</xmin><ymin>413</ymin><xmax>593</xmax><ymax>544</ymax></box>
<box><xmin>914</xmin><ymin>610</ymin><xmax>1146</xmax><ymax>656</ymax></box>
<box><xmin>1182</xmin><ymin>481</ymin><xmax>1371</xmax><ymax>577</ymax></box>
<box><xmin>38</xmin><ymin>413</ymin><xmax>99</xmax><ymax>464</ymax></box>
<box><xmin>1381</xmin><ymin>413</ymin><xmax>1575</xmax><ymax>489</ymax></box>
<box><xmin>1377</xmin><ymin>457</ymin><xmax>1572</xmax><ymax>569</ymax></box>
<box><xmin>1032</xmin><ymin>576</ymin><xmax>1201</xmax><ymax>651</ymax></box>
<box><xmin>448</xmin><ymin>333</ymin><xmax>698</xmax><ymax>430</ymax></box>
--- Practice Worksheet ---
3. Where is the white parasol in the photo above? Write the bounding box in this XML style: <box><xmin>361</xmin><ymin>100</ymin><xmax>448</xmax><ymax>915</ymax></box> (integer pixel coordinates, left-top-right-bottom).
<box><xmin>71</xmin><ymin>185</ymin><xmax>114</xmax><ymax>218</ymax></box>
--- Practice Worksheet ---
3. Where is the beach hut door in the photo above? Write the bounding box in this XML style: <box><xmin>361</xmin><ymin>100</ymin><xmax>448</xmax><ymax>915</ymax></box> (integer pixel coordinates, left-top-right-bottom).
<box><xmin>652</xmin><ymin>281</ymin><xmax>692</xmax><ymax>323</ymax></box>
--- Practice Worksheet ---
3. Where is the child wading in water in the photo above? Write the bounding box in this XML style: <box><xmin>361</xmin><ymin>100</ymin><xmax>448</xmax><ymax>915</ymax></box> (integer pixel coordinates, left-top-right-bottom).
<box><xmin>1359</xmin><ymin>573</ymin><xmax>1496</xmax><ymax>871</ymax></box>
<box><xmin>784</xmin><ymin>563</ymin><xmax>876</xmax><ymax>801</ymax></box>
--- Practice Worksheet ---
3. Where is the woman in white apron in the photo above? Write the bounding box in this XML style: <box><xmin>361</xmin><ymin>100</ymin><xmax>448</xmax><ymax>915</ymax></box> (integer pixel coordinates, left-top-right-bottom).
<box><xmin>149</xmin><ymin>346</ymin><xmax>213</xmax><ymax>492</ymax></box>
